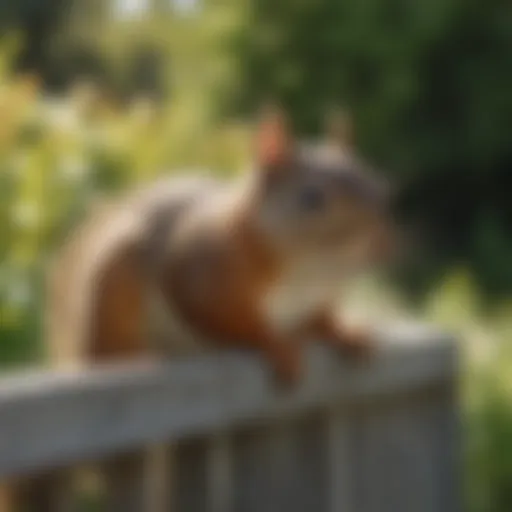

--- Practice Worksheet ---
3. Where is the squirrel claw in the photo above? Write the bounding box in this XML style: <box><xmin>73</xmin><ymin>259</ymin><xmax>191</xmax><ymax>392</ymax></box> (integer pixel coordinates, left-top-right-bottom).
<box><xmin>271</xmin><ymin>347</ymin><xmax>303</xmax><ymax>389</ymax></box>
<box><xmin>335</xmin><ymin>327</ymin><xmax>375</xmax><ymax>362</ymax></box>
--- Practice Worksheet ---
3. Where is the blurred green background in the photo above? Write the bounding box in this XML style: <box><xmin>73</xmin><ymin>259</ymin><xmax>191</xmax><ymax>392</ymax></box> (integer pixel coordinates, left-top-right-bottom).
<box><xmin>0</xmin><ymin>1</ymin><xmax>511</xmax><ymax>510</ymax></box>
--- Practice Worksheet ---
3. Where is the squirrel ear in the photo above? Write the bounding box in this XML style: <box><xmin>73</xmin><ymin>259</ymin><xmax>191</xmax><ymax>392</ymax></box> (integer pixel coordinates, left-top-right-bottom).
<box><xmin>325</xmin><ymin>107</ymin><xmax>354</xmax><ymax>149</ymax></box>
<box><xmin>255</xmin><ymin>104</ymin><xmax>293</xmax><ymax>170</ymax></box>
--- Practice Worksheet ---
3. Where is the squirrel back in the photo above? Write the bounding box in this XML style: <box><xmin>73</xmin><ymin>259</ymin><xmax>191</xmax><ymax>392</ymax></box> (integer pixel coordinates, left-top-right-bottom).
<box><xmin>158</xmin><ymin>110</ymin><xmax>393</xmax><ymax>356</ymax></box>
<box><xmin>46</xmin><ymin>108</ymin><xmax>395</xmax><ymax>383</ymax></box>
<box><xmin>46</xmin><ymin>174</ymin><xmax>221</xmax><ymax>366</ymax></box>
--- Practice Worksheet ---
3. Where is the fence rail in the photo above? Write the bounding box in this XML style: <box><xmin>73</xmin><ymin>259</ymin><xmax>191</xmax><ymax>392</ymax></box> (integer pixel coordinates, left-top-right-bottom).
<box><xmin>0</xmin><ymin>323</ymin><xmax>460</xmax><ymax>512</ymax></box>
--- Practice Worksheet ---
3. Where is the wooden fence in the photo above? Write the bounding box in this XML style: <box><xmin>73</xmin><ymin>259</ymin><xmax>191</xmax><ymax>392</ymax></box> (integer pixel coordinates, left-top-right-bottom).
<box><xmin>0</xmin><ymin>323</ymin><xmax>460</xmax><ymax>511</ymax></box>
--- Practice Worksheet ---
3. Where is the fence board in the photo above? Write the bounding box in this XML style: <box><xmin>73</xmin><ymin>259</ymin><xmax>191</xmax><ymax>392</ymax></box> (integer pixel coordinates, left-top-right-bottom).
<box><xmin>433</xmin><ymin>385</ymin><xmax>462</xmax><ymax>512</ymax></box>
<box><xmin>327</xmin><ymin>407</ymin><xmax>355</xmax><ymax>512</ymax></box>
<box><xmin>205</xmin><ymin>433</ymin><xmax>233</xmax><ymax>512</ymax></box>
<box><xmin>173</xmin><ymin>438</ymin><xmax>209</xmax><ymax>512</ymax></box>
<box><xmin>355</xmin><ymin>394</ymin><xmax>446</xmax><ymax>512</ymax></box>
<box><xmin>232</xmin><ymin>415</ymin><xmax>328</xmax><ymax>512</ymax></box>
<box><xmin>0</xmin><ymin>324</ymin><xmax>456</xmax><ymax>479</ymax></box>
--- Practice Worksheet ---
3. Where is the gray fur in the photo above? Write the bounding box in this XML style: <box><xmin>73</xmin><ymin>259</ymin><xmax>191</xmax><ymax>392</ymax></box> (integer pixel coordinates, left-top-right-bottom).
<box><xmin>46</xmin><ymin>173</ymin><xmax>222</xmax><ymax>366</ymax></box>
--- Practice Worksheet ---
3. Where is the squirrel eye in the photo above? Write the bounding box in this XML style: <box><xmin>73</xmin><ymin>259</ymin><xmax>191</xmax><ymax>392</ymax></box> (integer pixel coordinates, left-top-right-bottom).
<box><xmin>299</xmin><ymin>186</ymin><xmax>325</xmax><ymax>211</ymax></box>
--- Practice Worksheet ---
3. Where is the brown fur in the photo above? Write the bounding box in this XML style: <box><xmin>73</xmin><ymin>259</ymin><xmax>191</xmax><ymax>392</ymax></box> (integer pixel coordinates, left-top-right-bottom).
<box><xmin>161</xmin><ymin>200</ymin><xmax>308</xmax><ymax>383</ymax></box>
<box><xmin>3</xmin><ymin>108</ymin><xmax>395</xmax><ymax>511</ymax></box>
<box><xmin>90</xmin><ymin>242</ymin><xmax>147</xmax><ymax>360</ymax></box>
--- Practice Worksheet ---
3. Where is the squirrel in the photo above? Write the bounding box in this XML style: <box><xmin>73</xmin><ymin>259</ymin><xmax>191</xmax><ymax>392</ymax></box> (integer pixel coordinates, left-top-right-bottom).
<box><xmin>46</xmin><ymin>106</ymin><xmax>394</xmax><ymax>384</ymax></box>
<box><xmin>2</xmin><ymin>107</ymin><xmax>395</xmax><ymax>512</ymax></box>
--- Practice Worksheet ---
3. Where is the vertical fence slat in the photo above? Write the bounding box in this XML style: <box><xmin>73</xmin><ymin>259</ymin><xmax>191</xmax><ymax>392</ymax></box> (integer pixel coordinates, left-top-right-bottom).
<box><xmin>232</xmin><ymin>422</ymin><xmax>286</xmax><ymax>512</ymax></box>
<box><xmin>326</xmin><ymin>407</ymin><xmax>355</xmax><ymax>512</ymax></box>
<box><xmin>146</xmin><ymin>444</ymin><xmax>174</xmax><ymax>512</ymax></box>
<box><xmin>174</xmin><ymin>438</ymin><xmax>208</xmax><ymax>512</ymax></box>
<box><xmin>299</xmin><ymin>416</ymin><xmax>331</xmax><ymax>512</ymax></box>
<box><xmin>233</xmin><ymin>417</ymin><xmax>328</xmax><ymax>512</ymax></box>
<box><xmin>15</xmin><ymin>470</ymin><xmax>76</xmax><ymax>512</ymax></box>
<box><xmin>0</xmin><ymin>335</ymin><xmax>458</xmax><ymax>512</ymax></box>
<box><xmin>434</xmin><ymin>382</ymin><xmax>462</xmax><ymax>512</ymax></box>
<box><xmin>103</xmin><ymin>450</ymin><xmax>148</xmax><ymax>512</ymax></box>
<box><xmin>206</xmin><ymin>433</ymin><xmax>233</xmax><ymax>512</ymax></box>
<box><xmin>356</xmin><ymin>395</ymin><xmax>441</xmax><ymax>512</ymax></box>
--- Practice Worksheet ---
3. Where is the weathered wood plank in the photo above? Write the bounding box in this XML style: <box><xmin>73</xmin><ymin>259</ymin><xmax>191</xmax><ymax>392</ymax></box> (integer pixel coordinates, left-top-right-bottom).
<box><xmin>14</xmin><ymin>469</ymin><xmax>76</xmax><ymax>512</ymax></box>
<box><xmin>232</xmin><ymin>416</ymin><xmax>328</xmax><ymax>512</ymax></box>
<box><xmin>355</xmin><ymin>392</ymin><xmax>450</xmax><ymax>512</ymax></box>
<box><xmin>0</xmin><ymin>325</ymin><xmax>456</xmax><ymax>479</ymax></box>
<box><xmin>173</xmin><ymin>433</ymin><xmax>234</xmax><ymax>512</ymax></box>
<box><xmin>102</xmin><ymin>450</ymin><xmax>147</xmax><ymax>512</ymax></box>
<box><xmin>173</xmin><ymin>438</ymin><xmax>208</xmax><ymax>512</ymax></box>
<box><xmin>145</xmin><ymin>444</ymin><xmax>174</xmax><ymax>512</ymax></box>
<box><xmin>96</xmin><ymin>444</ymin><xmax>173</xmax><ymax>512</ymax></box>
<box><xmin>326</xmin><ymin>407</ymin><xmax>355</xmax><ymax>512</ymax></box>
<box><xmin>433</xmin><ymin>382</ymin><xmax>462</xmax><ymax>512</ymax></box>
<box><xmin>206</xmin><ymin>433</ymin><xmax>233</xmax><ymax>512</ymax></box>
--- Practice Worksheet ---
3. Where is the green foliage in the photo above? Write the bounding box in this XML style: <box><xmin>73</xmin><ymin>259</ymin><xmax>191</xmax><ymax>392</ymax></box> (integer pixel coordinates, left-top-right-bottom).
<box><xmin>237</xmin><ymin>0</ymin><xmax>512</xmax><ymax>171</ymax></box>
<box><xmin>425</xmin><ymin>270</ymin><xmax>512</xmax><ymax>512</ymax></box>
<box><xmin>0</xmin><ymin>3</ymin><xmax>511</xmax><ymax>510</ymax></box>
<box><xmin>0</xmin><ymin>20</ymin><xmax>252</xmax><ymax>366</ymax></box>
<box><xmin>234</xmin><ymin>0</ymin><xmax>512</xmax><ymax>299</ymax></box>
<box><xmin>466</xmin><ymin>342</ymin><xmax>512</xmax><ymax>512</ymax></box>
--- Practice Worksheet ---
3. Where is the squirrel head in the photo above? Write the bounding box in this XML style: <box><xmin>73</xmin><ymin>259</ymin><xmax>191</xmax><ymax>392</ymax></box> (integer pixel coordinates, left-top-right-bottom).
<box><xmin>248</xmin><ymin>106</ymin><xmax>396</xmax><ymax>269</ymax></box>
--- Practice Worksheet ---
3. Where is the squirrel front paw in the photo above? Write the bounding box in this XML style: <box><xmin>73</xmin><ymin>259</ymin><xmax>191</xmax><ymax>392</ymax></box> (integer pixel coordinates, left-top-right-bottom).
<box><xmin>307</xmin><ymin>311</ymin><xmax>375</xmax><ymax>362</ymax></box>
<box><xmin>269</xmin><ymin>343</ymin><xmax>303</xmax><ymax>388</ymax></box>
<box><xmin>334</xmin><ymin>326</ymin><xmax>374</xmax><ymax>361</ymax></box>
